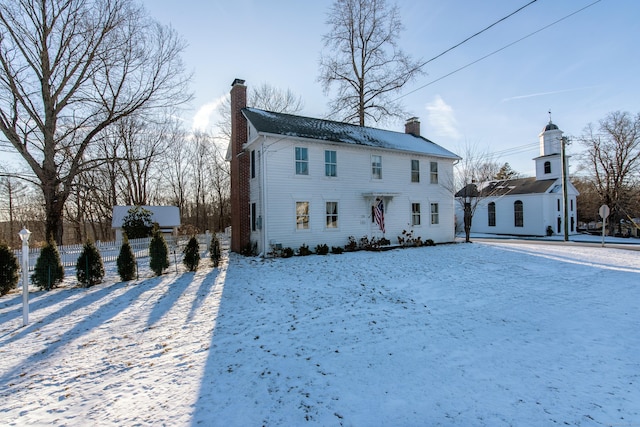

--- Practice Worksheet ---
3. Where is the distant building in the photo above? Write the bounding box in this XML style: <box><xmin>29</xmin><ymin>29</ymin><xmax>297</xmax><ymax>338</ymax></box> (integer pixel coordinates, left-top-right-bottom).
<box><xmin>111</xmin><ymin>206</ymin><xmax>180</xmax><ymax>241</ymax></box>
<box><xmin>456</xmin><ymin>120</ymin><xmax>579</xmax><ymax>237</ymax></box>
<box><xmin>227</xmin><ymin>79</ymin><xmax>460</xmax><ymax>255</ymax></box>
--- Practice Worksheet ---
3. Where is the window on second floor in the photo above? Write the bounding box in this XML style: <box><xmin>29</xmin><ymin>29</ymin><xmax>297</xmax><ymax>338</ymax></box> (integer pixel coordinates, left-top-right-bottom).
<box><xmin>514</xmin><ymin>200</ymin><xmax>524</xmax><ymax>227</ymax></box>
<box><xmin>296</xmin><ymin>201</ymin><xmax>309</xmax><ymax>229</ymax></box>
<box><xmin>544</xmin><ymin>161</ymin><xmax>551</xmax><ymax>174</ymax></box>
<box><xmin>488</xmin><ymin>202</ymin><xmax>496</xmax><ymax>227</ymax></box>
<box><xmin>251</xmin><ymin>150</ymin><xmax>256</xmax><ymax>178</ymax></box>
<box><xmin>295</xmin><ymin>147</ymin><xmax>308</xmax><ymax>175</ymax></box>
<box><xmin>430</xmin><ymin>161</ymin><xmax>438</xmax><ymax>184</ymax></box>
<box><xmin>325</xmin><ymin>150</ymin><xmax>337</xmax><ymax>177</ymax></box>
<box><xmin>411</xmin><ymin>160</ymin><xmax>420</xmax><ymax>182</ymax></box>
<box><xmin>372</xmin><ymin>155</ymin><xmax>382</xmax><ymax>179</ymax></box>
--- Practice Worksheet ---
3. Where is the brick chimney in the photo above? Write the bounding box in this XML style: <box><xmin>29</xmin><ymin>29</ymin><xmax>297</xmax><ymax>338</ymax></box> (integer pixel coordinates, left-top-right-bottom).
<box><xmin>405</xmin><ymin>117</ymin><xmax>420</xmax><ymax>136</ymax></box>
<box><xmin>230</xmin><ymin>78</ymin><xmax>250</xmax><ymax>253</ymax></box>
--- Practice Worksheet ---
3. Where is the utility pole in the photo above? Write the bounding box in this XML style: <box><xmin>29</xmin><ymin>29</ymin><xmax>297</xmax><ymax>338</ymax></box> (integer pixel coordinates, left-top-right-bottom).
<box><xmin>560</xmin><ymin>136</ymin><xmax>569</xmax><ymax>242</ymax></box>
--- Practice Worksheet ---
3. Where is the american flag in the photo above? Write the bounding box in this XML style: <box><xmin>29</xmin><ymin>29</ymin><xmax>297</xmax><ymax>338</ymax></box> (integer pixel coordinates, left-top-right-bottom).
<box><xmin>374</xmin><ymin>198</ymin><xmax>385</xmax><ymax>233</ymax></box>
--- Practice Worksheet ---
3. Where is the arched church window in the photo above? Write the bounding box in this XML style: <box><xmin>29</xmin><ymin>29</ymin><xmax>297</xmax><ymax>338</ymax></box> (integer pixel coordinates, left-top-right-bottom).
<box><xmin>544</xmin><ymin>161</ymin><xmax>551</xmax><ymax>174</ymax></box>
<box><xmin>514</xmin><ymin>200</ymin><xmax>523</xmax><ymax>227</ymax></box>
<box><xmin>488</xmin><ymin>202</ymin><xmax>496</xmax><ymax>227</ymax></box>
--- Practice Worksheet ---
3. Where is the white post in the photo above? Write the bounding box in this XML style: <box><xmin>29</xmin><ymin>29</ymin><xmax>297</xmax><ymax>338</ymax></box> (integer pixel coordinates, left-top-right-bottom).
<box><xmin>19</xmin><ymin>227</ymin><xmax>31</xmax><ymax>327</ymax></box>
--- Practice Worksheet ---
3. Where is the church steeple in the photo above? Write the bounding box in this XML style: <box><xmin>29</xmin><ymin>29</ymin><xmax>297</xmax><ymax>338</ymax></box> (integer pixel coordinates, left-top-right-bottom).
<box><xmin>534</xmin><ymin>114</ymin><xmax>565</xmax><ymax>180</ymax></box>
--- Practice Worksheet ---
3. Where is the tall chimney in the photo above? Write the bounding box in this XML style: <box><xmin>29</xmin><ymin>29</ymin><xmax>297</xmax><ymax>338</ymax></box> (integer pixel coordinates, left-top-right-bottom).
<box><xmin>230</xmin><ymin>78</ymin><xmax>250</xmax><ymax>253</ymax></box>
<box><xmin>405</xmin><ymin>117</ymin><xmax>420</xmax><ymax>136</ymax></box>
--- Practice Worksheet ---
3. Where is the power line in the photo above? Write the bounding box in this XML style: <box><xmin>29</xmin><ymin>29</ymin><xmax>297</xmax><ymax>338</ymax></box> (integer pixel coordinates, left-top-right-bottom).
<box><xmin>418</xmin><ymin>0</ymin><xmax>539</xmax><ymax>69</ymax></box>
<box><xmin>399</xmin><ymin>0</ymin><xmax>603</xmax><ymax>101</ymax></box>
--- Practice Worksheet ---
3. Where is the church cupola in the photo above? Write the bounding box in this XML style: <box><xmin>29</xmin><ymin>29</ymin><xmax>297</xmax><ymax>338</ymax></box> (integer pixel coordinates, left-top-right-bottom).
<box><xmin>533</xmin><ymin>113</ymin><xmax>565</xmax><ymax>181</ymax></box>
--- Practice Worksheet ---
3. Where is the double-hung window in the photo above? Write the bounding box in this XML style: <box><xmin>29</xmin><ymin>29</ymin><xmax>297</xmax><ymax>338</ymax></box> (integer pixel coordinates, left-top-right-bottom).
<box><xmin>372</xmin><ymin>155</ymin><xmax>382</xmax><ymax>179</ymax></box>
<box><xmin>411</xmin><ymin>160</ymin><xmax>420</xmax><ymax>182</ymax></box>
<box><xmin>295</xmin><ymin>147</ymin><xmax>308</xmax><ymax>175</ymax></box>
<box><xmin>325</xmin><ymin>150</ymin><xmax>337</xmax><ymax>177</ymax></box>
<box><xmin>430</xmin><ymin>161</ymin><xmax>438</xmax><ymax>184</ymax></box>
<box><xmin>430</xmin><ymin>203</ymin><xmax>439</xmax><ymax>225</ymax></box>
<box><xmin>326</xmin><ymin>202</ymin><xmax>338</xmax><ymax>228</ymax></box>
<box><xmin>296</xmin><ymin>201</ymin><xmax>309</xmax><ymax>229</ymax></box>
<box><xmin>411</xmin><ymin>203</ymin><xmax>421</xmax><ymax>226</ymax></box>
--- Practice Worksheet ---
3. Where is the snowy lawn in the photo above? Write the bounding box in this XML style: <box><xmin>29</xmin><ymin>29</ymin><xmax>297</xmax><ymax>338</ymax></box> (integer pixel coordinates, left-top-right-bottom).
<box><xmin>1</xmin><ymin>239</ymin><xmax>639</xmax><ymax>426</ymax></box>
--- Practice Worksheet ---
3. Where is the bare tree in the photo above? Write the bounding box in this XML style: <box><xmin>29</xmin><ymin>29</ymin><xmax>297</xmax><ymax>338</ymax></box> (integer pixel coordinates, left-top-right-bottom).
<box><xmin>573</xmin><ymin>175</ymin><xmax>601</xmax><ymax>227</ymax></box>
<box><xmin>114</xmin><ymin>117</ymin><xmax>169</xmax><ymax>206</ymax></box>
<box><xmin>451</xmin><ymin>145</ymin><xmax>501</xmax><ymax>243</ymax></box>
<box><xmin>0</xmin><ymin>0</ymin><xmax>191</xmax><ymax>244</ymax></box>
<box><xmin>0</xmin><ymin>169</ymin><xmax>29</xmax><ymax>246</ymax></box>
<box><xmin>318</xmin><ymin>0</ymin><xmax>423</xmax><ymax>126</ymax></box>
<box><xmin>209</xmin><ymin>140</ymin><xmax>231</xmax><ymax>232</ymax></box>
<box><xmin>160</xmin><ymin>126</ymin><xmax>192</xmax><ymax>213</ymax></box>
<box><xmin>579</xmin><ymin>111</ymin><xmax>640</xmax><ymax>235</ymax></box>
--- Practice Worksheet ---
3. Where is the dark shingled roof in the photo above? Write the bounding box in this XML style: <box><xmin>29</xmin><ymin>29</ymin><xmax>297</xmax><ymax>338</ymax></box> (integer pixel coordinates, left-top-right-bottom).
<box><xmin>242</xmin><ymin>107</ymin><xmax>460</xmax><ymax>160</ymax></box>
<box><xmin>456</xmin><ymin>177</ymin><xmax>559</xmax><ymax>198</ymax></box>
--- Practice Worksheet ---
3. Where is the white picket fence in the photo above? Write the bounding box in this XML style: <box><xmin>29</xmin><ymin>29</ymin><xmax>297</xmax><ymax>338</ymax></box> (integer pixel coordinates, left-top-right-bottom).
<box><xmin>14</xmin><ymin>233</ymin><xmax>213</xmax><ymax>272</ymax></box>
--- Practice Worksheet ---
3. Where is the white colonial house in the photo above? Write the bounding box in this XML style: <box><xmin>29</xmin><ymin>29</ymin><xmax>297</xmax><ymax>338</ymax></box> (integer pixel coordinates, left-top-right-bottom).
<box><xmin>228</xmin><ymin>79</ymin><xmax>460</xmax><ymax>255</ymax></box>
<box><xmin>456</xmin><ymin>120</ymin><xmax>579</xmax><ymax>237</ymax></box>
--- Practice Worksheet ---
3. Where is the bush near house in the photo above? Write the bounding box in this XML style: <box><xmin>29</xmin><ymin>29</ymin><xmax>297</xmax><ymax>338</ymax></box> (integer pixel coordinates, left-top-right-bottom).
<box><xmin>0</xmin><ymin>242</ymin><xmax>19</xmax><ymax>296</ymax></box>
<box><xmin>31</xmin><ymin>239</ymin><xmax>64</xmax><ymax>291</ymax></box>
<box><xmin>298</xmin><ymin>243</ymin><xmax>313</xmax><ymax>256</ymax></box>
<box><xmin>330</xmin><ymin>246</ymin><xmax>344</xmax><ymax>254</ymax></box>
<box><xmin>183</xmin><ymin>236</ymin><xmax>200</xmax><ymax>272</ymax></box>
<box><xmin>117</xmin><ymin>235</ymin><xmax>136</xmax><ymax>282</ymax></box>
<box><xmin>344</xmin><ymin>236</ymin><xmax>358</xmax><ymax>252</ymax></box>
<box><xmin>315</xmin><ymin>244</ymin><xmax>329</xmax><ymax>255</ymax></box>
<box><xmin>149</xmin><ymin>230</ymin><xmax>169</xmax><ymax>276</ymax></box>
<box><xmin>76</xmin><ymin>241</ymin><xmax>105</xmax><ymax>287</ymax></box>
<box><xmin>282</xmin><ymin>247</ymin><xmax>294</xmax><ymax>258</ymax></box>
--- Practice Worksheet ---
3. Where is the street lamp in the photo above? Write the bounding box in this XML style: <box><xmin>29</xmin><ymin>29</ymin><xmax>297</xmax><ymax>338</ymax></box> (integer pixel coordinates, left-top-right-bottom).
<box><xmin>19</xmin><ymin>227</ymin><xmax>31</xmax><ymax>327</ymax></box>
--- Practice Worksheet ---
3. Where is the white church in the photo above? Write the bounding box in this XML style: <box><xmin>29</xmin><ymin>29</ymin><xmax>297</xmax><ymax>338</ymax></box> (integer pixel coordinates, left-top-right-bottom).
<box><xmin>456</xmin><ymin>119</ymin><xmax>579</xmax><ymax>237</ymax></box>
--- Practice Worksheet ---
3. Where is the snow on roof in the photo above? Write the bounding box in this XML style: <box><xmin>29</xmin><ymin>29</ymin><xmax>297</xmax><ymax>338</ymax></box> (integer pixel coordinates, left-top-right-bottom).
<box><xmin>112</xmin><ymin>206</ymin><xmax>181</xmax><ymax>228</ymax></box>
<box><xmin>242</xmin><ymin>107</ymin><xmax>461</xmax><ymax>160</ymax></box>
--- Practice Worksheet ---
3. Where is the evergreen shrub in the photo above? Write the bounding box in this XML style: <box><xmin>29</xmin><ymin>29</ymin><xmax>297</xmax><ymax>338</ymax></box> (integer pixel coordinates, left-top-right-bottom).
<box><xmin>0</xmin><ymin>242</ymin><xmax>19</xmax><ymax>296</ymax></box>
<box><xmin>31</xmin><ymin>239</ymin><xmax>64</xmax><ymax>291</ymax></box>
<box><xmin>315</xmin><ymin>243</ymin><xmax>329</xmax><ymax>255</ymax></box>
<box><xmin>76</xmin><ymin>241</ymin><xmax>105</xmax><ymax>287</ymax></box>
<box><xmin>209</xmin><ymin>234</ymin><xmax>221</xmax><ymax>267</ymax></box>
<box><xmin>149</xmin><ymin>230</ymin><xmax>169</xmax><ymax>276</ymax></box>
<box><xmin>121</xmin><ymin>206</ymin><xmax>153</xmax><ymax>239</ymax></box>
<box><xmin>282</xmin><ymin>247</ymin><xmax>294</xmax><ymax>258</ymax></box>
<box><xmin>298</xmin><ymin>243</ymin><xmax>312</xmax><ymax>256</ymax></box>
<box><xmin>117</xmin><ymin>235</ymin><xmax>136</xmax><ymax>282</ymax></box>
<box><xmin>183</xmin><ymin>236</ymin><xmax>200</xmax><ymax>272</ymax></box>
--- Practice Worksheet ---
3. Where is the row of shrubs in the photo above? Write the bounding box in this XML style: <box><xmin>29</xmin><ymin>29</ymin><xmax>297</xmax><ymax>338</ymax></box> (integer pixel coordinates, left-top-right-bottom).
<box><xmin>0</xmin><ymin>232</ymin><xmax>223</xmax><ymax>296</ymax></box>
<box><xmin>268</xmin><ymin>231</ymin><xmax>435</xmax><ymax>258</ymax></box>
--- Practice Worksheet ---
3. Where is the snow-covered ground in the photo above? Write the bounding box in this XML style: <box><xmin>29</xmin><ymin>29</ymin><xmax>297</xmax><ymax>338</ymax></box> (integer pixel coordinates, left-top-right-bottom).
<box><xmin>1</xmin><ymin>237</ymin><xmax>638</xmax><ymax>426</ymax></box>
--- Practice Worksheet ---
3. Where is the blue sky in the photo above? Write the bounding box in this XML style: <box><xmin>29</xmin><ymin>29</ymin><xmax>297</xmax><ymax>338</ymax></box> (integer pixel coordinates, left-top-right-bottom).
<box><xmin>3</xmin><ymin>0</ymin><xmax>638</xmax><ymax>178</ymax></box>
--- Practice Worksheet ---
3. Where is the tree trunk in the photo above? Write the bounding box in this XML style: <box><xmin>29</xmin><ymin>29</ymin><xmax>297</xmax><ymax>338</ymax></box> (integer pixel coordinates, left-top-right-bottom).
<box><xmin>45</xmin><ymin>200</ymin><xmax>65</xmax><ymax>244</ymax></box>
